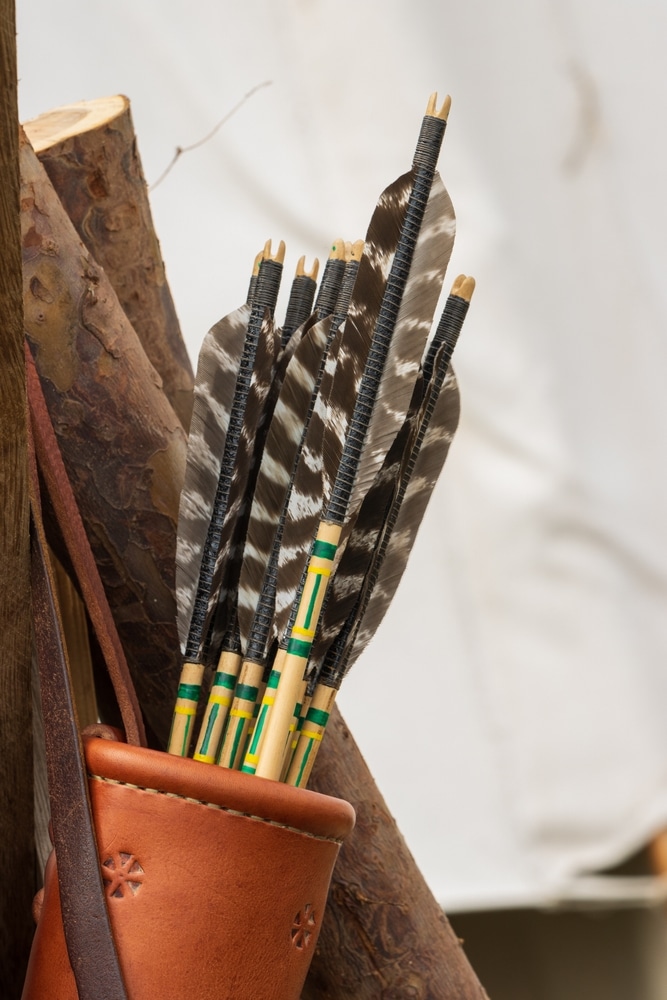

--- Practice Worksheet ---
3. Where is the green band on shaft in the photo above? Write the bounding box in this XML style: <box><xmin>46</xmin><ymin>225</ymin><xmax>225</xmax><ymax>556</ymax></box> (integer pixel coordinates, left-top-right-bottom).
<box><xmin>177</xmin><ymin>682</ymin><xmax>200</xmax><ymax>700</ymax></box>
<box><xmin>306</xmin><ymin>707</ymin><xmax>329</xmax><ymax>727</ymax></box>
<box><xmin>287</xmin><ymin>637</ymin><xmax>312</xmax><ymax>659</ymax></box>
<box><xmin>235</xmin><ymin>683</ymin><xmax>258</xmax><ymax>701</ymax></box>
<box><xmin>312</xmin><ymin>539</ymin><xmax>337</xmax><ymax>560</ymax></box>
<box><xmin>213</xmin><ymin>671</ymin><xmax>237</xmax><ymax>690</ymax></box>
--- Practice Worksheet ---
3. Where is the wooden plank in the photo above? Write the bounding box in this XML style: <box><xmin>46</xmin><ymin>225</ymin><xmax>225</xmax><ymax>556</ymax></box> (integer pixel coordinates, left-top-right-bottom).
<box><xmin>0</xmin><ymin>0</ymin><xmax>35</xmax><ymax>993</ymax></box>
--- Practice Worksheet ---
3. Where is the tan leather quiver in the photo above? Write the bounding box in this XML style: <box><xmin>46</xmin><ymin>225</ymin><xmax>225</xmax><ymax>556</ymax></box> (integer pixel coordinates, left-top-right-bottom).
<box><xmin>24</xmin><ymin>736</ymin><xmax>355</xmax><ymax>1000</ymax></box>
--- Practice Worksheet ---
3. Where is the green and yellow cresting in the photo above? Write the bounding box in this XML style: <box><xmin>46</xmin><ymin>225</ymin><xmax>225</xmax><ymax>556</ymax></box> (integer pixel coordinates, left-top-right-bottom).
<box><xmin>241</xmin><ymin>665</ymin><xmax>283</xmax><ymax>773</ymax></box>
<box><xmin>168</xmin><ymin>661</ymin><xmax>205</xmax><ymax>756</ymax></box>
<box><xmin>192</xmin><ymin>653</ymin><xmax>241</xmax><ymax>763</ymax></box>
<box><xmin>218</xmin><ymin>658</ymin><xmax>264</xmax><ymax>769</ymax></box>
<box><xmin>245</xmin><ymin>520</ymin><xmax>341</xmax><ymax>780</ymax></box>
<box><xmin>286</xmin><ymin>682</ymin><xmax>337</xmax><ymax>787</ymax></box>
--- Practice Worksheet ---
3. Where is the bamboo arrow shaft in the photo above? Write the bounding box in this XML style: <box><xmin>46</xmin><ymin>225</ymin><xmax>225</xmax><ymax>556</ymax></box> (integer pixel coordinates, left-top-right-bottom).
<box><xmin>168</xmin><ymin>661</ymin><xmax>206</xmax><ymax>756</ymax></box>
<box><xmin>251</xmin><ymin>520</ymin><xmax>341</xmax><ymax>779</ymax></box>
<box><xmin>286</xmin><ymin>682</ymin><xmax>337</xmax><ymax>788</ymax></box>
<box><xmin>217</xmin><ymin>658</ymin><xmax>264</xmax><ymax>768</ymax></box>
<box><xmin>192</xmin><ymin>649</ymin><xmax>243</xmax><ymax>763</ymax></box>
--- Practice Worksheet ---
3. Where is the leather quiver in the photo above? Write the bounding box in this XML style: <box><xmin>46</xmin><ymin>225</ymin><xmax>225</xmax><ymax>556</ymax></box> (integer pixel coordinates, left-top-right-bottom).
<box><xmin>23</xmin><ymin>736</ymin><xmax>355</xmax><ymax>1000</ymax></box>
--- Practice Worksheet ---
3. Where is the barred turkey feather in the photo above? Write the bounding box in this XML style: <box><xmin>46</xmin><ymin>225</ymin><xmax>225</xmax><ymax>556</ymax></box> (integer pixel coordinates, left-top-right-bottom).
<box><xmin>324</xmin><ymin>109</ymin><xmax>448</xmax><ymax>530</ymax></box>
<box><xmin>346</xmin><ymin>172</ymin><xmax>455</xmax><ymax>522</ymax></box>
<box><xmin>176</xmin><ymin>301</ymin><xmax>251</xmax><ymax>653</ymax></box>
<box><xmin>236</xmin><ymin>316</ymin><xmax>332</xmax><ymax>660</ymax></box>
<box><xmin>307</xmin><ymin>373</ymin><xmax>427</xmax><ymax>673</ymax></box>
<box><xmin>345</xmin><ymin>367</ymin><xmax>460</xmax><ymax>671</ymax></box>
<box><xmin>319</xmin><ymin>366</ymin><xmax>461</xmax><ymax>689</ymax></box>
<box><xmin>324</xmin><ymin>173</ymin><xmax>456</xmax><ymax>593</ymax></box>
<box><xmin>342</xmin><ymin>170</ymin><xmax>412</xmax><ymax>367</ymax></box>
<box><xmin>205</xmin><ymin>308</ymin><xmax>281</xmax><ymax>660</ymax></box>
<box><xmin>317</xmin><ymin>282</ymin><xmax>471</xmax><ymax>686</ymax></box>
<box><xmin>180</xmin><ymin>256</ymin><xmax>283</xmax><ymax>663</ymax></box>
<box><xmin>273</xmin><ymin>310</ymin><xmax>370</xmax><ymax>644</ymax></box>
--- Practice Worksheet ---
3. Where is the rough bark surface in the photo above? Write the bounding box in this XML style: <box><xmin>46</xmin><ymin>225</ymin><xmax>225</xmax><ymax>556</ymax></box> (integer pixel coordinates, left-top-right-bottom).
<box><xmin>0</xmin><ymin>1</ymin><xmax>34</xmax><ymax>993</ymax></box>
<box><xmin>305</xmin><ymin>707</ymin><xmax>488</xmax><ymax>1000</ymax></box>
<box><xmin>20</xmin><ymin>129</ymin><xmax>187</xmax><ymax>748</ymax></box>
<box><xmin>24</xmin><ymin>96</ymin><xmax>194</xmax><ymax>430</ymax></box>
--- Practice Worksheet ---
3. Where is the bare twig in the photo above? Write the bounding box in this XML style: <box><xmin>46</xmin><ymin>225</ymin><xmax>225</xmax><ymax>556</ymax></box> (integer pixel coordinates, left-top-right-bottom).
<box><xmin>150</xmin><ymin>80</ymin><xmax>272</xmax><ymax>191</ymax></box>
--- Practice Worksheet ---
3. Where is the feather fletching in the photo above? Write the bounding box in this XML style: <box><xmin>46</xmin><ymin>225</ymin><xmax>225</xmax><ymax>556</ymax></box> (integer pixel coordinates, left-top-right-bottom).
<box><xmin>205</xmin><ymin>309</ymin><xmax>281</xmax><ymax>659</ymax></box>
<box><xmin>346</xmin><ymin>172</ymin><xmax>455</xmax><ymax>521</ymax></box>
<box><xmin>317</xmin><ymin>282</ymin><xmax>472</xmax><ymax>685</ymax></box>
<box><xmin>237</xmin><ymin>316</ymin><xmax>332</xmax><ymax>659</ymax></box>
<box><xmin>324</xmin><ymin>111</ymin><xmax>448</xmax><ymax>530</ymax></box>
<box><xmin>181</xmin><ymin>257</ymin><xmax>283</xmax><ymax>662</ymax></box>
<box><xmin>176</xmin><ymin>302</ymin><xmax>251</xmax><ymax>653</ymax></box>
<box><xmin>171</xmin><ymin>96</ymin><xmax>473</xmax><ymax>776</ymax></box>
<box><xmin>319</xmin><ymin>366</ymin><xmax>461</xmax><ymax>688</ymax></box>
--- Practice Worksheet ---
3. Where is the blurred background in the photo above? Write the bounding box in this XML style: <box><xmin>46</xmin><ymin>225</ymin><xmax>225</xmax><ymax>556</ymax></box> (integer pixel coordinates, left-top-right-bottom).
<box><xmin>17</xmin><ymin>2</ymin><xmax>667</xmax><ymax>995</ymax></box>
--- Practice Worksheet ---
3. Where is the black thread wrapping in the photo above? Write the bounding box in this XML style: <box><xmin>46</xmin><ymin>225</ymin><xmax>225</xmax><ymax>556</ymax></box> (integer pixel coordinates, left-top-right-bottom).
<box><xmin>314</xmin><ymin>257</ymin><xmax>346</xmax><ymax>319</ymax></box>
<box><xmin>282</xmin><ymin>275</ymin><xmax>317</xmax><ymax>347</ymax></box>
<box><xmin>332</xmin><ymin>259</ymin><xmax>361</xmax><ymax>329</ymax></box>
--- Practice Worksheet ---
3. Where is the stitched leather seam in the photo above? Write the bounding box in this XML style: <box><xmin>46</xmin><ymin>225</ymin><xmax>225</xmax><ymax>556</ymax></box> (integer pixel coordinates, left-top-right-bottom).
<box><xmin>88</xmin><ymin>773</ymin><xmax>344</xmax><ymax>844</ymax></box>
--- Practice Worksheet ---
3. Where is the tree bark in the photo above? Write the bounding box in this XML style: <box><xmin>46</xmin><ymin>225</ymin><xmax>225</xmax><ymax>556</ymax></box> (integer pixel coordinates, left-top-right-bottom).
<box><xmin>24</xmin><ymin>96</ymin><xmax>194</xmax><ymax>431</ymax></box>
<box><xmin>306</xmin><ymin>707</ymin><xmax>488</xmax><ymax>999</ymax></box>
<box><xmin>0</xmin><ymin>1</ymin><xmax>35</xmax><ymax>993</ymax></box>
<box><xmin>20</xmin><ymin>129</ymin><xmax>187</xmax><ymax>748</ymax></box>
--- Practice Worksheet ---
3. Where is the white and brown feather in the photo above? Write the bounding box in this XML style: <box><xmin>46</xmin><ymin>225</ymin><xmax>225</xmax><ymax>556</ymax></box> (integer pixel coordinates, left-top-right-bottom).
<box><xmin>175</xmin><ymin>302</ymin><xmax>251</xmax><ymax>652</ymax></box>
<box><xmin>319</xmin><ymin>367</ymin><xmax>460</xmax><ymax>687</ymax></box>
<box><xmin>236</xmin><ymin>316</ymin><xmax>331</xmax><ymax>658</ymax></box>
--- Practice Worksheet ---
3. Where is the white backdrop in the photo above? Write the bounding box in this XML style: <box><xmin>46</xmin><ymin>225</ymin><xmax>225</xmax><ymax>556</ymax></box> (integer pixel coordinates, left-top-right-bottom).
<box><xmin>18</xmin><ymin>1</ymin><xmax>667</xmax><ymax>909</ymax></box>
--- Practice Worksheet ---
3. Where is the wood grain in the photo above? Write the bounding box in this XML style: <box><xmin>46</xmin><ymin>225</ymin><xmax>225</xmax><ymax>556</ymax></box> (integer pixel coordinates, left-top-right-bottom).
<box><xmin>0</xmin><ymin>1</ymin><xmax>35</xmax><ymax>993</ymax></box>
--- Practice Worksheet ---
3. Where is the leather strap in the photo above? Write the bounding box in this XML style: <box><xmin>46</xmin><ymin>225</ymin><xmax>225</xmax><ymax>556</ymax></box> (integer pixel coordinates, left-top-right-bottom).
<box><xmin>30</xmin><ymin>424</ymin><xmax>130</xmax><ymax>1000</ymax></box>
<box><xmin>25</xmin><ymin>342</ymin><xmax>145</xmax><ymax>747</ymax></box>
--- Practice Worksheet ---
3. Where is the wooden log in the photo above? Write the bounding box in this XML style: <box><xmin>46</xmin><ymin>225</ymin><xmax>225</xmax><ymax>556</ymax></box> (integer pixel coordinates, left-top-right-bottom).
<box><xmin>23</xmin><ymin>96</ymin><xmax>194</xmax><ymax>431</ymax></box>
<box><xmin>0</xmin><ymin>0</ymin><xmax>34</xmax><ymax>992</ymax></box>
<box><xmin>305</xmin><ymin>707</ymin><xmax>488</xmax><ymax>999</ymax></box>
<box><xmin>20</xmin><ymin>127</ymin><xmax>187</xmax><ymax>748</ymax></box>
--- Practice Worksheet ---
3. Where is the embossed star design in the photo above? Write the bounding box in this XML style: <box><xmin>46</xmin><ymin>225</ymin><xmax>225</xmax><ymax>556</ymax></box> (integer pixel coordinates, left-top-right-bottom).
<box><xmin>101</xmin><ymin>852</ymin><xmax>145</xmax><ymax>899</ymax></box>
<box><xmin>291</xmin><ymin>903</ymin><xmax>316</xmax><ymax>950</ymax></box>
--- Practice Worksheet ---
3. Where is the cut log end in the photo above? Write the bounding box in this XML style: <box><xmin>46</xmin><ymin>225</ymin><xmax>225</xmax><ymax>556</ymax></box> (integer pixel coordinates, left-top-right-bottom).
<box><xmin>23</xmin><ymin>95</ymin><xmax>130</xmax><ymax>152</ymax></box>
